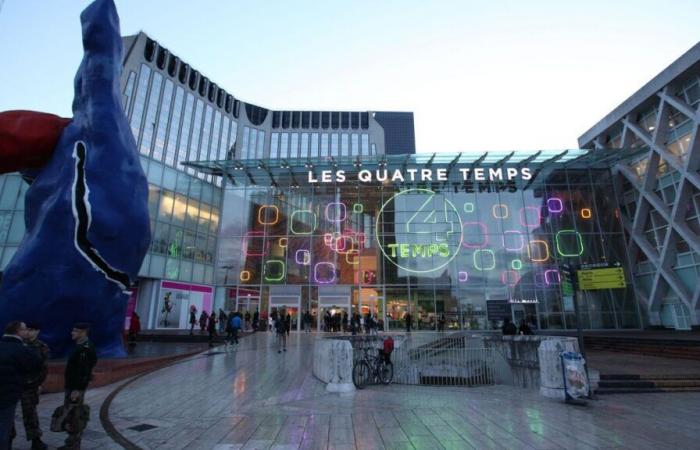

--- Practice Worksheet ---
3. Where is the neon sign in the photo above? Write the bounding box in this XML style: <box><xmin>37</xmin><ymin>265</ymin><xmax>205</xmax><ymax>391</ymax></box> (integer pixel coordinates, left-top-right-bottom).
<box><xmin>308</xmin><ymin>167</ymin><xmax>533</xmax><ymax>183</ymax></box>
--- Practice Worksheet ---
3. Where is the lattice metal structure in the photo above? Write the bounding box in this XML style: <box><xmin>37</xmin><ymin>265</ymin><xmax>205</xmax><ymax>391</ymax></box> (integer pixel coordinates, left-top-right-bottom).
<box><xmin>579</xmin><ymin>42</ymin><xmax>700</xmax><ymax>329</ymax></box>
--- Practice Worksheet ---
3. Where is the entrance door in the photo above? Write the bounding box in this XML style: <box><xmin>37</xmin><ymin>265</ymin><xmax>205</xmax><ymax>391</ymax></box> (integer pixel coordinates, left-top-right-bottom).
<box><xmin>318</xmin><ymin>295</ymin><xmax>351</xmax><ymax>332</ymax></box>
<box><xmin>269</xmin><ymin>295</ymin><xmax>302</xmax><ymax>331</ymax></box>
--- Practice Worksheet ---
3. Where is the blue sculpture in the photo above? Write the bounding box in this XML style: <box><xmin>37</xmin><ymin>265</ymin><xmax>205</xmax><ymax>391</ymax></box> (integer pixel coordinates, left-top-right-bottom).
<box><xmin>0</xmin><ymin>0</ymin><xmax>151</xmax><ymax>357</ymax></box>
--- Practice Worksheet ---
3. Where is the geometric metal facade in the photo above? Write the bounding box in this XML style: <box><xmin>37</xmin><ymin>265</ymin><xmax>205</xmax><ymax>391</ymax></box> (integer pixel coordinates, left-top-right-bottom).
<box><xmin>579</xmin><ymin>42</ymin><xmax>700</xmax><ymax>329</ymax></box>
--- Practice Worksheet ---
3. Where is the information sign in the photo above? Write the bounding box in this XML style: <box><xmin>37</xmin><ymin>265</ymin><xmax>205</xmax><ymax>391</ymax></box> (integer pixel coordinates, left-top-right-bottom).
<box><xmin>577</xmin><ymin>267</ymin><xmax>626</xmax><ymax>290</ymax></box>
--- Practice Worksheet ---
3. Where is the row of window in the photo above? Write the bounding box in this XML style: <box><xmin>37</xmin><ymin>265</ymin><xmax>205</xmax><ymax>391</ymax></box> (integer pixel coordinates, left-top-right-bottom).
<box><xmin>271</xmin><ymin>111</ymin><xmax>370</xmax><ymax>131</ymax></box>
<box><xmin>125</xmin><ymin>64</ymin><xmax>237</xmax><ymax>187</ymax></box>
<box><xmin>269</xmin><ymin>132</ymin><xmax>373</xmax><ymax>159</ymax></box>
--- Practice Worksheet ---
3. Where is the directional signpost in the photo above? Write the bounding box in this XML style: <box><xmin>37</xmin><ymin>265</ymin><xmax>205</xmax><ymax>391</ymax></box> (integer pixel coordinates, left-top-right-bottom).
<box><xmin>577</xmin><ymin>267</ymin><xmax>626</xmax><ymax>290</ymax></box>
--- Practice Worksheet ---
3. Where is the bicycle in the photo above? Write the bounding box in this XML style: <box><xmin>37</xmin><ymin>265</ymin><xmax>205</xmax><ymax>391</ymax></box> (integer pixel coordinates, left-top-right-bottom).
<box><xmin>352</xmin><ymin>346</ymin><xmax>393</xmax><ymax>389</ymax></box>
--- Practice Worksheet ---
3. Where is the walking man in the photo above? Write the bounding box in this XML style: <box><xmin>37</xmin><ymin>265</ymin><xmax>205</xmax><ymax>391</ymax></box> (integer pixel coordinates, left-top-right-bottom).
<box><xmin>61</xmin><ymin>323</ymin><xmax>97</xmax><ymax>450</ymax></box>
<box><xmin>0</xmin><ymin>321</ymin><xmax>43</xmax><ymax>450</ymax></box>
<box><xmin>275</xmin><ymin>313</ymin><xmax>287</xmax><ymax>353</ymax></box>
<box><xmin>20</xmin><ymin>323</ymin><xmax>50</xmax><ymax>450</ymax></box>
<box><xmin>229</xmin><ymin>313</ymin><xmax>241</xmax><ymax>349</ymax></box>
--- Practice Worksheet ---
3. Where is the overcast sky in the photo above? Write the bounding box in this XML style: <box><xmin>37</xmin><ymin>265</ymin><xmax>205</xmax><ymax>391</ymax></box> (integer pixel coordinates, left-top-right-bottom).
<box><xmin>1</xmin><ymin>0</ymin><xmax>699</xmax><ymax>153</ymax></box>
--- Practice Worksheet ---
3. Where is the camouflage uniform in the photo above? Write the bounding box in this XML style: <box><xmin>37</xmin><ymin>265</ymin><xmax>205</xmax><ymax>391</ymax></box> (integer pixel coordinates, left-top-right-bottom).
<box><xmin>61</xmin><ymin>338</ymin><xmax>96</xmax><ymax>450</ymax></box>
<box><xmin>21</xmin><ymin>338</ymin><xmax>49</xmax><ymax>442</ymax></box>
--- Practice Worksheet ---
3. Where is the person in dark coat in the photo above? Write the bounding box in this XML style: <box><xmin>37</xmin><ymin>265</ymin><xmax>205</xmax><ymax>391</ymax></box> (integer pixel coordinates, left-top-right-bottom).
<box><xmin>199</xmin><ymin>311</ymin><xmax>208</xmax><ymax>333</ymax></box>
<box><xmin>18</xmin><ymin>323</ymin><xmax>50</xmax><ymax>450</ymax></box>
<box><xmin>127</xmin><ymin>312</ymin><xmax>141</xmax><ymax>348</ymax></box>
<box><xmin>501</xmin><ymin>317</ymin><xmax>517</xmax><ymax>335</ymax></box>
<box><xmin>252</xmin><ymin>311</ymin><xmax>259</xmax><ymax>331</ymax></box>
<box><xmin>207</xmin><ymin>313</ymin><xmax>217</xmax><ymax>347</ymax></box>
<box><xmin>405</xmin><ymin>313</ymin><xmax>413</xmax><ymax>333</ymax></box>
<box><xmin>218</xmin><ymin>309</ymin><xmax>227</xmax><ymax>334</ymax></box>
<box><xmin>188</xmin><ymin>306</ymin><xmax>197</xmax><ymax>336</ymax></box>
<box><xmin>275</xmin><ymin>313</ymin><xmax>287</xmax><ymax>353</ymax></box>
<box><xmin>518</xmin><ymin>319</ymin><xmax>533</xmax><ymax>335</ymax></box>
<box><xmin>0</xmin><ymin>321</ymin><xmax>43</xmax><ymax>450</ymax></box>
<box><xmin>62</xmin><ymin>322</ymin><xmax>97</xmax><ymax>450</ymax></box>
<box><xmin>285</xmin><ymin>313</ymin><xmax>292</xmax><ymax>336</ymax></box>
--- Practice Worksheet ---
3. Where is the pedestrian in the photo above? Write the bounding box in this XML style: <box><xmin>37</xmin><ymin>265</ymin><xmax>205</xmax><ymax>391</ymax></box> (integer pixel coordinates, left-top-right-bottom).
<box><xmin>275</xmin><ymin>313</ymin><xmax>287</xmax><ymax>353</ymax></box>
<box><xmin>0</xmin><ymin>321</ymin><xmax>43</xmax><ymax>450</ymax></box>
<box><xmin>268</xmin><ymin>315</ymin><xmax>273</xmax><ymax>332</ymax></box>
<box><xmin>228</xmin><ymin>313</ymin><xmax>242</xmax><ymax>348</ymax></box>
<box><xmin>218</xmin><ymin>309</ymin><xmax>227</xmax><ymax>334</ymax></box>
<box><xmin>501</xmin><ymin>317</ymin><xmax>517</xmax><ymax>335</ymax></box>
<box><xmin>303</xmin><ymin>311</ymin><xmax>312</xmax><ymax>332</ymax></box>
<box><xmin>405</xmin><ymin>313</ymin><xmax>412</xmax><ymax>333</ymax></box>
<box><xmin>199</xmin><ymin>311</ymin><xmax>208</xmax><ymax>333</ymax></box>
<box><xmin>285</xmin><ymin>313</ymin><xmax>292</xmax><ymax>336</ymax></box>
<box><xmin>253</xmin><ymin>310</ymin><xmax>259</xmax><ymax>332</ymax></box>
<box><xmin>244</xmin><ymin>311</ymin><xmax>251</xmax><ymax>331</ymax></box>
<box><xmin>19</xmin><ymin>323</ymin><xmax>50</xmax><ymax>450</ymax></box>
<box><xmin>60</xmin><ymin>322</ymin><xmax>98</xmax><ymax>450</ymax></box>
<box><xmin>127</xmin><ymin>312</ymin><xmax>141</xmax><ymax>348</ymax></box>
<box><xmin>518</xmin><ymin>319</ymin><xmax>533</xmax><ymax>335</ymax></box>
<box><xmin>207</xmin><ymin>312</ymin><xmax>217</xmax><ymax>347</ymax></box>
<box><xmin>189</xmin><ymin>306</ymin><xmax>197</xmax><ymax>336</ymax></box>
<box><xmin>438</xmin><ymin>314</ymin><xmax>446</xmax><ymax>332</ymax></box>
<box><xmin>324</xmin><ymin>310</ymin><xmax>331</xmax><ymax>332</ymax></box>
<box><xmin>342</xmin><ymin>311</ymin><xmax>348</xmax><ymax>332</ymax></box>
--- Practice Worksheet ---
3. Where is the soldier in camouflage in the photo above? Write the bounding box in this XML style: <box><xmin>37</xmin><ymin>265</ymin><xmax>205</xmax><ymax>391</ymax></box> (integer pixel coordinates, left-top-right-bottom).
<box><xmin>59</xmin><ymin>323</ymin><xmax>97</xmax><ymax>450</ymax></box>
<box><xmin>21</xmin><ymin>323</ymin><xmax>49</xmax><ymax>450</ymax></box>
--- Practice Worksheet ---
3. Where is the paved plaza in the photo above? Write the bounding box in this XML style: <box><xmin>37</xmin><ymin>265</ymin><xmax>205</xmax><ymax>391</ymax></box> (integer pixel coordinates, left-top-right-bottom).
<box><xmin>11</xmin><ymin>332</ymin><xmax>700</xmax><ymax>449</ymax></box>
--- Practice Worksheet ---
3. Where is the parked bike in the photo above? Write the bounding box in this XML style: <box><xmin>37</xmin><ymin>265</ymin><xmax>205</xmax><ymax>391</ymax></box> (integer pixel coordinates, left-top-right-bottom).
<box><xmin>352</xmin><ymin>346</ymin><xmax>393</xmax><ymax>389</ymax></box>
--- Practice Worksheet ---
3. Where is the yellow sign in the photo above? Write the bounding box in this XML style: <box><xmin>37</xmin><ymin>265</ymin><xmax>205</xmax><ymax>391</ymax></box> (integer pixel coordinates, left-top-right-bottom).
<box><xmin>577</xmin><ymin>267</ymin><xmax>626</xmax><ymax>290</ymax></box>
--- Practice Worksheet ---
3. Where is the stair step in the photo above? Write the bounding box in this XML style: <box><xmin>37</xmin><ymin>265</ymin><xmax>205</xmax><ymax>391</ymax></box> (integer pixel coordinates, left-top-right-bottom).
<box><xmin>600</xmin><ymin>373</ymin><xmax>700</xmax><ymax>380</ymax></box>
<box><xmin>597</xmin><ymin>387</ymin><xmax>700</xmax><ymax>394</ymax></box>
<box><xmin>599</xmin><ymin>379</ymin><xmax>700</xmax><ymax>388</ymax></box>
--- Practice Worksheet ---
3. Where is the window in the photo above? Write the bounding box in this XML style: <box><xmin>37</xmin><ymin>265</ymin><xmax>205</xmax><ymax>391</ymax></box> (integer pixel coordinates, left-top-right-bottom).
<box><xmin>341</xmin><ymin>112</ymin><xmax>349</xmax><ymax>128</ymax></box>
<box><xmin>341</xmin><ymin>133</ymin><xmax>349</xmax><ymax>156</ymax></box>
<box><xmin>129</xmin><ymin>64</ymin><xmax>151</xmax><ymax>143</ymax></box>
<box><xmin>139</xmin><ymin>72</ymin><xmax>163</xmax><ymax>156</ymax></box>
<box><xmin>122</xmin><ymin>71</ymin><xmax>136</xmax><ymax>113</ymax></box>
<box><xmin>311</xmin><ymin>133</ymin><xmax>319</xmax><ymax>157</ymax></box>
<box><xmin>152</xmin><ymin>79</ymin><xmax>174</xmax><ymax>162</ymax></box>
<box><xmin>331</xmin><ymin>112</ymin><xmax>340</xmax><ymax>129</ymax></box>
<box><xmin>280</xmin><ymin>133</ymin><xmax>289</xmax><ymax>158</ymax></box>
<box><xmin>176</xmin><ymin>93</ymin><xmax>194</xmax><ymax>168</ymax></box>
<box><xmin>290</xmin><ymin>133</ymin><xmax>299</xmax><ymax>158</ymax></box>
<box><xmin>301</xmin><ymin>112</ymin><xmax>310</xmax><ymax>129</ymax></box>
<box><xmin>164</xmin><ymin>86</ymin><xmax>184</xmax><ymax>167</ymax></box>
<box><xmin>361</xmin><ymin>134</ymin><xmax>369</xmax><ymax>155</ymax></box>
<box><xmin>351</xmin><ymin>134</ymin><xmax>359</xmax><ymax>156</ymax></box>
<box><xmin>197</xmin><ymin>104</ymin><xmax>213</xmax><ymax>180</ymax></box>
<box><xmin>312</xmin><ymin>112</ymin><xmax>320</xmax><ymax>128</ymax></box>
<box><xmin>272</xmin><ymin>111</ymin><xmax>280</xmax><ymax>128</ymax></box>
<box><xmin>257</xmin><ymin>131</ymin><xmax>265</xmax><ymax>159</ymax></box>
<box><xmin>321</xmin><ymin>133</ymin><xmax>329</xmax><ymax>156</ymax></box>
<box><xmin>270</xmin><ymin>133</ymin><xmax>279</xmax><ymax>159</ymax></box>
<box><xmin>301</xmin><ymin>133</ymin><xmax>309</xmax><ymax>158</ymax></box>
<box><xmin>249</xmin><ymin>129</ymin><xmax>258</xmax><ymax>160</ymax></box>
<box><xmin>331</xmin><ymin>134</ymin><xmax>339</xmax><ymax>156</ymax></box>
<box><xmin>361</xmin><ymin>112</ymin><xmax>369</xmax><ymax>129</ymax></box>
<box><xmin>241</xmin><ymin>126</ymin><xmax>250</xmax><ymax>159</ymax></box>
<box><xmin>282</xmin><ymin>111</ymin><xmax>290</xmax><ymax>129</ymax></box>
<box><xmin>321</xmin><ymin>112</ymin><xmax>330</xmax><ymax>129</ymax></box>
<box><xmin>211</xmin><ymin>111</ymin><xmax>222</xmax><ymax>162</ymax></box>
<box><xmin>351</xmin><ymin>112</ymin><xmax>359</xmax><ymax>129</ymax></box>
<box><xmin>219</xmin><ymin>117</ymin><xmax>230</xmax><ymax>161</ymax></box>
<box><xmin>292</xmin><ymin>111</ymin><xmax>300</xmax><ymax>128</ymax></box>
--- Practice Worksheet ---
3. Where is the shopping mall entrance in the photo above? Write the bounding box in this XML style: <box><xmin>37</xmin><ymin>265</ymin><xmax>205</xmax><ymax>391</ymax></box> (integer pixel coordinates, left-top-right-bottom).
<box><xmin>318</xmin><ymin>296</ymin><xmax>351</xmax><ymax>332</ymax></box>
<box><xmin>269</xmin><ymin>286</ymin><xmax>302</xmax><ymax>331</ymax></box>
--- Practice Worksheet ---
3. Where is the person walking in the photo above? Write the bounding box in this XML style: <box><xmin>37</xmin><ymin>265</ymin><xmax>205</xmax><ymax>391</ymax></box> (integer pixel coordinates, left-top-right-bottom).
<box><xmin>253</xmin><ymin>310</ymin><xmax>259</xmax><ymax>332</ymax></box>
<box><xmin>127</xmin><ymin>312</ymin><xmax>141</xmax><ymax>348</ymax></box>
<box><xmin>303</xmin><ymin>311</ymin><xmax>312</xmax><ymax>332</ymax></box>
<box><xmin>207</xmin><ymin>312</ymin><xmax>217</xmax><ymax>347</ymax></box>
<box><xmin>405</xmin><ymin>312</ymin><xmax>413</xmax><ymax>333</ymax></box>
<box><xmin>228</xmin><ymin>313</ymin><xmax>241</xmax><ymax>349</ymax></box>
<box><xmin>438</xmin><ymin>314</ymin><xmax>446</xmax><ymax>332</ymax></box>
<box><xmin>19</xmin><ymin>323</ymin><xmax>50</xmax><ymax>450</ymax></box>
<box><xmin>275</xmin><ymin>314</ymin><xmax>287</xmax><ymax>353</ymax></box>
<box><xmin>285</xmin><ymin>313</ymin><xmax>292</xmax><ymax>336</ymax></box>
<box><xmin>518</xmin><ymin>319</ymin><xmax>533</xmax><ymax>335</ymax></box>
<box><xmin>189</xmin><ymin>306</ymin><xmax>197</xmax><ymax>336</ymax></box>
<box><xmin>501</xmin><ymin>317</ymin><xmax>517</xmax><ymax>335</ymax></box>
<box><xmin>60</xmin><ymin>323</ymin><xmax>97</xmax><ymax>450</ymax></box>
<box><xmin>218</xmin><ymin>309</ymin><xmax>227</xmax><ymax>334</ymax></box>
<box><xmin>268</xmin><ymin>315</ymin><xmax>273</xmax><ymax>332</ymax></box>
<box><xmin>244</xmin><ymin>311</ymin><xmax>251</xmax><ymax>332</ymax></box>
<box><xmin>0</xmin><ymin>321</ymin><xmax>43</xmax><ymax>450</ymax></box>
<box><xmin>199</xmin><ymin>311</ymin><xmax>208</xmax><ymax>334</ymax></box>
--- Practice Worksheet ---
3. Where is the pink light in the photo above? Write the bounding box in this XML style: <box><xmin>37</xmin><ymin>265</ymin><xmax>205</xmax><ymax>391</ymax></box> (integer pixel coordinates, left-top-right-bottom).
<box><xmin>325</xmin><ymin>202</ymin><xmax>347</xmax><ymax>222</ymax></box>
<box><xmin>314</xmin><ymin>262</ymin><xmax>337</xmax><ymax>284</ymax></box>
<box><xmin>519</xmin><ymin>207</ymin><xmax>541</xmax><ymax>228</ymax></box>
<box><xmin>295</xmin><ymin>249</ymin><xmax>310</xmax><ymax>265</ymax></box>
<box><xmin>462</xmin><ymin>222</ymin><xmax>489</xmax><ymax>248</ymax></box>
<box><xmin>242</xmin><ymin>231</ymin><xmax>267</xmax><ymax>257</ymax></box>
<box><xmin>544</xmin><ymin>269</ymin><xmax>560</xmax><ymax>285</ymax></box>
<box><xmin>501</xmin><ymin>270</ymin><xmax>520</xmax><ymax>286</ymax></box>
<box><xmin>502</xmin><ymin>230</ymin><xmax>524</xmax><ymax>251</ymax></box>
<box><xmin>458</xmin><ymin>271</ymin><xmax>468</xmax><ymax>282</ymax></box>
<box><xmin>547</xmin><ymin>197</ymin><xmax>563</xmax><ymax>213</ymax></box>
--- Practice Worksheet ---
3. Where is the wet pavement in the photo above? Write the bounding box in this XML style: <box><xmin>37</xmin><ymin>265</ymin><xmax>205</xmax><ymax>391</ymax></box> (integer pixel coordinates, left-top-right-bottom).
<box><xmin>10</xmin><ymin>332</ymin><xmax>700</xmax><ymax>449</ymax></box>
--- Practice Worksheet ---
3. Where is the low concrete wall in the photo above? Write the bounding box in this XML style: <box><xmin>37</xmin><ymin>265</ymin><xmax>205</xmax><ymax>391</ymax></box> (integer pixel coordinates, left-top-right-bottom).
<box><xmin>312</xmin><ymin>337</ymin><xmax>355</xmax><ymax>393</ymax></box>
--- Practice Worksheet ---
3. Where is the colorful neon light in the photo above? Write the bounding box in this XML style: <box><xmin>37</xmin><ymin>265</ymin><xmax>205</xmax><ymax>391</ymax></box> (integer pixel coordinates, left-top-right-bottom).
<box><xmin>462</xmin><ymin>222</ymin><xmax>489</xmax><ymax>249</ymax></box>
<box><xmin>239</xmin><ymin>270</ymin><xmax>251</xmax><ymax>282</ymax></box>
<box><xmin>544</xmin><ymin>269</ymin><xmax>560</xmax><ymax>285</ymax></box>
<box><xmin>511</xmin><ymin>259</ymin><xmax>522</xmax><ymax>270</ymax></box>
<box><xmin>295</xmin><ymin>249</ymin><xmax>310</xmax><ymax>265</ymax></box>
<box><xmin>527</xmin><ymin>240</ymin><xmax>550</xmax><ymax>262</ymax></box>
<box><xmin>458</xmin><ymin>271</ymin><xmax>468</xmax><ymax>282</ymax></box>
<box><xmin>346</xmin><ymin>249</ymin><xmax>359</xmax><ymax>265</ymax></box>
<box><xmin>492</xmin><ymin>204</ymin><xmax>509</xmax><ymax>219</ymax></box>
<box><xmin>473</xmin><ymin>249</ymin><xmax>496</xmax><ymax>271</ymax></box>
<box><xmin>519</xmin><ymin>206</ymin><xmax>541</xmax><ymax>228</ymax></box>
<box><xmin>290</xmin><ymin>210</ymin><xmax>317</xmax><ymax>235</ymax></box>
<box><xmin>501</xmin><ymin>270</ymin><xmax>520</xmax><ymax>286</ymax></box>
<box><xmin>581</xmin><ymin>208</ymin><xmax>592</xmax><ymax>219</ymax></box>
<box><xmin>464</xmin><ymin>202</ymin><xmax>474</xmax><ymax>213</ymax></box>
<box><xmin>353</xmin><ymin>203</ymin><xmax>364</xmax><ymax>214</ymax></box>
<box><xmin>278</xmin><ymin>237</ymin><xmax>287</xmax><ymax>248</ymax></box>
<box><xmin>502</xmin><ymin>230</ymin><xmax>524</xmax><ymax>251</ymax></box>
<box><xmin>555</xmin><ymin>230</ymin><xmax>584</xmax><ymax>256</ymax></box>
<box><xmin>257</xmin><ymin>205</ymin><xmax>279</xmax><ymax>225</ymax></box>
<box><xmin>264</xmin><ymin>260</ymin><xmax>285</xmax><ymax>282</ymax></box>
<box><xmin>314</xmin><ymin>262</ymin><xmax>337</xmax><ymax>284</ymax></box>
<box><xmin>325</xmin><ymin>202</ymin><xmax>346</xmax><ymax>222</ymax></box>
<box><xmin>547</xmin><ymin>197</ymin><xmax>563</xmax><ymax>213</ymax></box>
<box><xmin>323</xmin><ymin>233</ymin><xmax>333</xmax><ymax>246</ymax></box>
<box><xmin>242</xmin><ymin>231</ymin><xmax>267</xmax><ymax>257</ymax></box>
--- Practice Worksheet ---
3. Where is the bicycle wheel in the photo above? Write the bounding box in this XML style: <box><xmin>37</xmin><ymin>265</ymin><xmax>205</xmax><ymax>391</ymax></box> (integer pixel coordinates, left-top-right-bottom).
<box><xmin>379</xmin><ymin>360</ymin><xmax>393</xmax><ymax>385</ymax></box>
<box><xmin>352</xmin><ymin>360</ymin><xmax>371</xmax><ymax>389</ymax></box>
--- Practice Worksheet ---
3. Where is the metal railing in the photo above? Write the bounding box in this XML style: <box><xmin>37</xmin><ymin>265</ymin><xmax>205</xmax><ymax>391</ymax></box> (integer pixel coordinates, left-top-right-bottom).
<box><xmin>344</xmin><ymin>332</ymin><xmax>506</xmax><ymax>387</ymax></box>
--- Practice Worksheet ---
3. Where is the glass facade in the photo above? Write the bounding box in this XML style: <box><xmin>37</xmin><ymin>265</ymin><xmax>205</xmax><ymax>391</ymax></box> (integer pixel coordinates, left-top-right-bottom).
<box><xmin>216</xmin><ymin>158</ymin><xmax>640</xmax><ymax>331</ymax></box>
